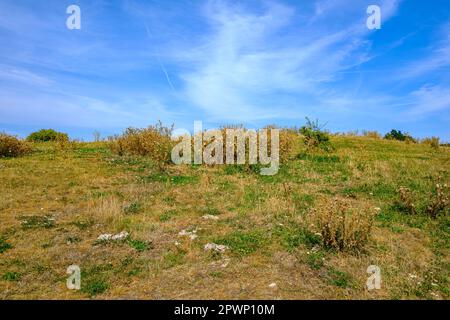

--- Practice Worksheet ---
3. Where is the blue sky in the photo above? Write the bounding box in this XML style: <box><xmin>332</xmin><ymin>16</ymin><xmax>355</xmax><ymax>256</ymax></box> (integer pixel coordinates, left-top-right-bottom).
<box><xmin>0</xmin><ymin>0</ymin><xmax>449</xmax><ymax>141</ymax></box>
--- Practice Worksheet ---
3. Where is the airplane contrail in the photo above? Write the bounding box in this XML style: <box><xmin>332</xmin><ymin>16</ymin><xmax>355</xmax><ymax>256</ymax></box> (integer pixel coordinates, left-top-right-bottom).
<box><xmin>144</xmin><ymin>22</ymin><xmax>176</xmax><ymax>92</ymax></box>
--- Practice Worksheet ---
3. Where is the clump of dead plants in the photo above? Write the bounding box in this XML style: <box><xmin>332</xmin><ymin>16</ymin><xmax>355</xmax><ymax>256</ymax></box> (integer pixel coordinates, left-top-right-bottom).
<box><xmin>0</xmin><ymin>133</ymin><xmax>31</xmax><ymax>158</ymax></box>
<box><xmin>396</xmin><ymin>180</ymin><xmax>449</xmax><ymax>218</ymax></box>
<box><xmin>426</xmin><ymin>183</ymin><xmax>449</xmax><ymax>219</ymax></box>
<box><xmin>396</xmin><ymin>186</ymin><xmax>417</xmax><ymax>215</ymax></box>
<box><xmin>110</xmin><ymin>121</ymin><xmax>175</xmax><ymax>170</ymax></box>
<box><xmin>308</xmin><ymin>197</ymin><xmax>376</xmax><ymax>252</ymax></box>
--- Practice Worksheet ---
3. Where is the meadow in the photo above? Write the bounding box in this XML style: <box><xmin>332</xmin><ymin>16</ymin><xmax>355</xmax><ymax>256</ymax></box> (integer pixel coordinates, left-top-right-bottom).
<box><xmin>0</xmin><ymin>131</ymin><xmax>448</xmax><ymax>299</ymax></box>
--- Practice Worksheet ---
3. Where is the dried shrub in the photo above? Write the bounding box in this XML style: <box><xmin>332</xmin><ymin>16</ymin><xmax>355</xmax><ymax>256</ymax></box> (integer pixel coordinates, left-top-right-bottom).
<box><xmin>0</xmin><ymin>133</ymin><xmax>31</xmax><ymax>157</ymax></box>
<box><xmin>396</xmin><ymin>181</ymin><xmax>448</xmax><ymax>219</ymax></box>
<box><xmin>208</xmin><ymin>125</ymin><xmax>296</xmax><ymax>167</ymax></box>
<box><xmin>426</xmin><ymin>183</ymin><xmax>449</xmax><ymax>219</ymax></box>
<box><xmin>309</xmin><ymin>197</ymin><xmax>375</xmax><ymax>252</ymax></box>
<box><xmin>279</xmin><ymin>129</ymin><xmax>298</xmax><ymax>163</ymax></box>
<box><xmin>421</xmin><ymin>137</ymin><xmax>440</xmax><ymax>150</ymax></box>
<box><xmin>110</xmin><ymin>121</ymin><xmax>174</xmax><ymax>170</ymax></box>
<box><xmin>396</xmin><ymin>186</ymin><xmax>417</xmax><ymax>215</ymax></box>
<box><xmin>362</xmin><ymin>130</ymin><xmax>382</xmax><ymax>139</ymax></box>
<box><xmin>55</xmin><ymin>135</ymin><xmax>79</xmax><ymax>152</ymax></box>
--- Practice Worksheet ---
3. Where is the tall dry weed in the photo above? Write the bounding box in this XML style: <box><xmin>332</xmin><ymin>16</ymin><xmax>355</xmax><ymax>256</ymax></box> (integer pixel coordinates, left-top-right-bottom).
<box><xmin>309</xmin><ymin>197</ymin><xmax>376</xmax><ymax>252</ymax></box>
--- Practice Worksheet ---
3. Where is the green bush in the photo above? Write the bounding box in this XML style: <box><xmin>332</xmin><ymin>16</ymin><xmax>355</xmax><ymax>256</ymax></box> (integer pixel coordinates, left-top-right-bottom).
<box><xmin>384</xmin><ymin>129</ymin><xmax>415</xmax><ymax>142</ymax></box>
<box><xmin>26</xmin><ymin>129</ymin><xmax>69</xmax><ymax>142</ymax></box>
<box><xmin>299</xmin><ymin>118</ymin><xmax>332</xmax><ymax>151</ymax></box>
<box><xmin>0</xmin><ymin>133</ymin><xmax>31</xmax><ymax>157</ymax></box>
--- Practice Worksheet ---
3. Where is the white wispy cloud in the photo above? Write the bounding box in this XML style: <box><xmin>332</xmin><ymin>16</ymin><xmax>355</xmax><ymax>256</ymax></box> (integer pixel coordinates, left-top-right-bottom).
<box><xmin>397</xmin><ymin>22</ymin><xmax>450</xmax><ymax>79</ymax></box>
<box><xmin>407</xmin><ymin>84</ymin><xmax>450</xmax><ymax>116</ymax></box>
<box><xmin>0</xmin><ymin>65</ymin><xmax>53</xmax><ymax>87</ymax></box>
<box><xmin>175</xmin><ymin>0</ymin><xmax>401</xmax><ymax>121</ymax></box>
<box><xmin>0</xmin><ymin>86</ymin><xmax>176</xmax><ymax>129</ymax></box>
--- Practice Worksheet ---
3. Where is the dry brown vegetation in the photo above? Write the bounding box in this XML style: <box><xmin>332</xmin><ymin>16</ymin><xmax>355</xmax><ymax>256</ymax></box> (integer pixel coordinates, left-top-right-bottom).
<box><xmin>0</xmin><ymin>133</ymin><xmax>31</xmax><ymax>158</ymax></box>
<box><xmin>421</xmin><ymin>137</ymin><xmax>440</xmax><ymax>150</ymax></box>
<box><xmin>110</xmin><ymin>121</ymin><xmax>175</xmax><ymax>169</ymax></box>
<box><xmin>308</xmin><ymin>197</ymin><xmax>375</xmax><ymax>252</ymax></box>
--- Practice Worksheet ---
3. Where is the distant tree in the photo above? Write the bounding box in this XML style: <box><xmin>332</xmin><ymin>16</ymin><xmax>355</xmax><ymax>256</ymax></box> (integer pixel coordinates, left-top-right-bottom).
<box><xmin>384</xmin><ymin>129</ymin><xmax>415</xmax><ymax>142</ymax></box>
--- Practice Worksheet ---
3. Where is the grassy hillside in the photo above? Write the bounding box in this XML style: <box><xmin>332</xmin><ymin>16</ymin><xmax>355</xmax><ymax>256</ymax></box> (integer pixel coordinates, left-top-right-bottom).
<box><xmin>0</xmin><ymin>136</ymin><xmax>448</xmax><ymax>299</ymax></box>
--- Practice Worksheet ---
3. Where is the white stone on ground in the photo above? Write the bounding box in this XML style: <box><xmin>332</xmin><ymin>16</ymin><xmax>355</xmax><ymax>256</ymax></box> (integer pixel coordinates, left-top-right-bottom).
<box><xmin>202</xmin><ymin>215</ymin><xmax>219</xmax><ymax>220</ymax></box>
<box><xmin>178</xmin><ymin>229</ymin><xmax>198</xmax><ymax>240</ymax></box>
<box><xmin>204</xmin><ymin>243</ymin><xmax>229</xmax><ymax>253</ymax></box>
<box><xmin>97</xmin><ymin>231</ymin><xmax>129</xmax><ymax>242</ymax></box>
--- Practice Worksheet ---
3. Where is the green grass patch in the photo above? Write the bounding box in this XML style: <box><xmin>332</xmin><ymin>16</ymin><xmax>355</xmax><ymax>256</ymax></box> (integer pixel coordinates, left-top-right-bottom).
<box><xmin>297</xmin><ymin>153</ymin><xmax>341</xmax><ymax>163</ymax></box>
<box><xmin>162</xmin><ymin>249</ymin><xmax>186</xmax><ymax>269</ymax></box>
<box><xmin>2</xmin><ymin>271</ymin><xmax>21</xmax><ymax>281</ymax></box>
<box><xmin>274</xmin><ymin>225</ymin><xmax>321</xmax><ymax>252</ymax></box>
<box><xmin>215</xmin><ymin>230</ymin><xmax>268</xmax><ymax>257</ymax></box>
<box><xmin>342</xmin><ymin>181</ymin><xmax>397</xmax><ymax>200</ymax></box>
<box><xmin>200</xmin><ymin>207</ymin><xmax>221</xmax><ymax>216</ymax></box>
<box><xmin>127</xmin><ymin>239</ymin><xmax>151</xmax><ymax>252</ymax></box>
<box><xmin>0</xmin><ymin>237</ymin><xmax>13</xmax><ymax>253</ymax></box>
<box><xmin>19</xmin><ymin>215</ymin><xmax>55</xmax><ymax>230</ymax></box>
<box><xmin>123</xmin><ymin>201</ymin><xmax>142</xmax><ymax>214</ymax></box>
<box><xmin>80</xmin><ymin>263</ymin><xmax>112</xmax><ymax>297</ymax></box>
<box><xmin>142</xmin><ymin>173</ymin><xmax>198</xmax><ymax>185</ymax></box>
<box><xmin>306</xmin><ymin>251</ymin><xmax>325</xmax><ymax>270</ymax></box>
<box><xmin>292</xmin><ymin>193</ymin><xmax>315</xmax><ymax>212</ymax></box>
<box><xmin>159</xmin><ymin>209</ymin><xmax>178</xmax><ymax>222</ymax></box>
<box><xmin>327</xmin><ymin>268</ymin><xmax>354</xmax><ymax>288</ymax></box>
<box><xmin>81</xmin><ymin>278</ymin><xmax>109</xmax><ymax>297</ymax></box>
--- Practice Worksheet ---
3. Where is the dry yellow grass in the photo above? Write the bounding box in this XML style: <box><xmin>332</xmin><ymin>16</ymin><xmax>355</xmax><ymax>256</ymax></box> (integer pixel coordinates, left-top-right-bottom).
<box><xmin>0</xmin><ymin>136</ymin><xmax>448</xmax><ymax>299</ymax></box>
